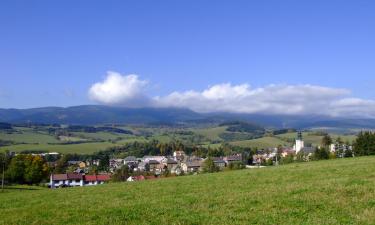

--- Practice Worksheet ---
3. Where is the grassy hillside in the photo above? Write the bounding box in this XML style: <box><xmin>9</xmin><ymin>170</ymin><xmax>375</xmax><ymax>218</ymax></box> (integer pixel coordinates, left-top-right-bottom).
<box><xmin>230</xmin><ymin>136</ymin><xmax>288</xmax><ymax>149</ymax></box>
<box><xmin>2</xmin><ymin>157</ymin><xmax>375</xmax><ymax>224</ymax></box>
<box><xmin>276</xmin><ymin>132</ymin><xmax>357</xmax><ymax>146</ymax></box>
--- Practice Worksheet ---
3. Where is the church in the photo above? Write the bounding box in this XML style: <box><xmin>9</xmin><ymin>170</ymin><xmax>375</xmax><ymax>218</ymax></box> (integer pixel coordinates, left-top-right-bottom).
<box><xmin>293</xmin><ymin>131</ymin><xmax>315</xmax><ymax>154</ymax></box>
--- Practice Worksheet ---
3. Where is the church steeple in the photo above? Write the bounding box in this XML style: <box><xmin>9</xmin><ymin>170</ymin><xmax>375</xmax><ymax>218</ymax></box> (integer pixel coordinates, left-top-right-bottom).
<box><xmin>297</xmin><ymin>131</ymin><xmax>303</xmax><ymax>140</ymax></box>
<box><xmin>294</xmin><ymin>131</ymin><xmax>305</xmax><ymax>153</ymax></box>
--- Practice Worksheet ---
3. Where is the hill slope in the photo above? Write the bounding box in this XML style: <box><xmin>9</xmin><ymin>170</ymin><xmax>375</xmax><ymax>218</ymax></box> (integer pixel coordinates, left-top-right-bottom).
<box><xmin>1</xmin><ymin>157</ymin><xmax>375</xmax><ymax>224</ymax></box>
<box><xmin>2</xmin><ymin>105</ymin><xmax>375</xmax><ymax>129</ymax></box>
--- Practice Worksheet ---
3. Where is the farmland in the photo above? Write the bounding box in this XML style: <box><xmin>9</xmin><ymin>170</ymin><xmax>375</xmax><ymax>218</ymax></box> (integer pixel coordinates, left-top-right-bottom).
<box><xmin>1</xmin><ymin>156</ymin><xmax>375</xmax><ymax>224</ymax></box>
<box><xmin>0</xmin><ymin>125</ymin><xmax>358</xmax><ymax>154</ymax></box>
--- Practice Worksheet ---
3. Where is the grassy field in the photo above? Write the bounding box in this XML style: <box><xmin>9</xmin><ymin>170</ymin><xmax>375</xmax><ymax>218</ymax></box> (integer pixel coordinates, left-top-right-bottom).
<box><xmin>193</xmin><ymin>126</ymin><xmax>228</xmax><ymax>141</ymax></box>
<box><xmin>2</xmin><ymin>157</ymin><xmax>375</xmax><ymax>224</ymax></box>
<box><xmin>276</xmin><ymin>132</ymin><xmax>357</xmax><ymax>146</ymax></box>
<box><xmin>230</xmin><ymin>136</ymin><xmax>288</xmax><ymax>149</ymax></box>
<box><xmin>0</xmin><ymin>130</ymin><xmax>61</xmax><ymax>144</ymax></box>
<box><xmin>0</xmin><ymin>142</ymin><xmax>119</xmax><ymax>154</ymax></box>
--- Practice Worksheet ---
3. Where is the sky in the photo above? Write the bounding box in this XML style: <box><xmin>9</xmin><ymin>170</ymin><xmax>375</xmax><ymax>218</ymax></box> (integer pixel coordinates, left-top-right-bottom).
<box><xmin>1</xmin><ymin>0</ymin><xmax>375</xmax><ymax>117</ymax></box>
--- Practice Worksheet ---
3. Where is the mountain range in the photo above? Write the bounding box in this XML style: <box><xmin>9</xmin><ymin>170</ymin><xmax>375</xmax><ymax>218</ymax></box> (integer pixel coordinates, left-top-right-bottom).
<box><xmin>1</xmin><ymin>105</ymin><xmax>375</xmax><ymax>129</ymax></box>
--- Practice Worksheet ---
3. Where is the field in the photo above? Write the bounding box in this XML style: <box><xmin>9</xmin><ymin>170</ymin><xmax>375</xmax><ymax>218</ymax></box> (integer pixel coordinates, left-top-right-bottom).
<box><xmin>0</xmin><ymin>125</ymin><xmax>359</xmax><ymax>154</ymax></box>
<box><xmin>1</xmin><ymin>156</ymin><xmax>375</xmax><ymax>224</ymax></box>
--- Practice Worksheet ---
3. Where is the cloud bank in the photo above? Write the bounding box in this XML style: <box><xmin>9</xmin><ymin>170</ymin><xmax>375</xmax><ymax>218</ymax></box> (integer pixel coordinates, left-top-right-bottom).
<box><xmin>89</xmin><ymin>72</ymin><xmax>375</xmax><ymax>118</ymax></box>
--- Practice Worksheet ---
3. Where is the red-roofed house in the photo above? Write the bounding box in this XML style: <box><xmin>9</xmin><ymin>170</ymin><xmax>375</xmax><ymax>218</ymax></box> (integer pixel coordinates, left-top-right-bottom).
<box><xmin>50</xmin><ymin>173</ymin><xmax>84</xmax><ymax>188</ymax></box>
<box><xmin>84</xmin><ymin>174</ymin><xmax>111</xmax><ymax>185</ymax></box>
<box><xmin>50</xmin><ymin>173</ymin><xmax>110</xmax><ymax>188</ymax></box>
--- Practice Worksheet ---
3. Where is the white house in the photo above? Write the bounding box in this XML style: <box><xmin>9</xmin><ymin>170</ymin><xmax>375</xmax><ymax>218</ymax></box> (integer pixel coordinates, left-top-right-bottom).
<box><xmin>50</xmin><ymin>173</ymin><xmax>84</xmax><ymax>188</ymax></box>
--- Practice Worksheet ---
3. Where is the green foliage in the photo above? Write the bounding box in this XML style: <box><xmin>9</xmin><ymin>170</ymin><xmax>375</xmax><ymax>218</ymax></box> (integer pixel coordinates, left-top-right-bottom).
<box><xmin>112</xmin><ymin>165</ymin><xmax>131</xmax><ymax>182</ymax></box>
<box><xmin>353</xmin><ymin>131</ymin><xmax>375</xmax><ymax>156</ymax></box>
<box><xmin>321</xmin><ymin>134</ymin><xmax>333</xmax><ymax>147</ymax></box>
<box><xmin>227</xmin><ymin>162</ymin><xmax>245</xmax><ymax>170</ymax></box>
<box><xmin>202</xmin><ymin>157</ymin><xmax>219</xmax><ymax>173</ymax></box>
<box><xmin>6</xmin><ymin>155</ymin><xmax>49</xmax><ymax>184</ymax></box>
<box><xmin>280</xmin><ymin>154</ymin><xmax>294</xmax><ymax>164</ymax></box>
<box><xmin>314</xmin><ymin>147</ymin><xmax>330</xmax><ymax>160</ymax></box>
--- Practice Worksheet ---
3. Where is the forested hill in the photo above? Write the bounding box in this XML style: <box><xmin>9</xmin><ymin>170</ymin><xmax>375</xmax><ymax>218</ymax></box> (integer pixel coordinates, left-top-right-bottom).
<box><xmin>1</xmin><ymin>105</ymin><xmax>375</xmax><ymax>129</ymax></box>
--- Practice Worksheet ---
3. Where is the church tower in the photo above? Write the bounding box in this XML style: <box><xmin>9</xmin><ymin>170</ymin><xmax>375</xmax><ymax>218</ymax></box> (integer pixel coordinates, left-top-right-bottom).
<box><xmin>293</xmin><ymin>131</ymin><xmax>304</xmax><ymax>154</ymax></box>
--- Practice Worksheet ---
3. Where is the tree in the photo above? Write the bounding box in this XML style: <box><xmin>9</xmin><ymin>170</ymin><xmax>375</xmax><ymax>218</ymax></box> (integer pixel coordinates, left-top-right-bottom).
<box><xmin>6</xmin><ymin>155</ymin><xmax>26</xmax><ymax>183</ymax></box>
<box><xmin>112</xmin><ymin>165</ymin><xmax>131</xmax><ymax>182</ymax></box>
<box><xmin>321</xmin><ymin>134</ymin><xmax>333</xmax><ymax>148</ymax></box>
<box><xmin>54</xmin><ymin>155</ymin><xmax>69</xmax><ymax>173</ymax></box>
<box><xmin>24</xmin><ymin>155</ymin><xmax>49</xmax><ymax>184</ymax></box>
<box><xmin>202</xmin><ymin>157</ymin><xmax>219</xmax><ymax>173</ymax></box>
<box><xmin>314</xmin><ymin>147</ymin><xmax>330</xmax><ymax>160</ymax></box>
<box><xmin>353</xmin><ymin>131</ymin><xmax>375</xmax><ymax>156</ymax></box>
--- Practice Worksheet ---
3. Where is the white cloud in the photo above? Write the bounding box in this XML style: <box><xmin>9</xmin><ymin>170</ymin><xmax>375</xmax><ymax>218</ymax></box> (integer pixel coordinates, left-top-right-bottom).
<box><xmin>154</xmin><ymin>84</ymin><xmax>350</xmax><ymax>115</ymax></box>
<box><xmin>89</xmin><ymin>71</ymin><xmax>149</xmax><ymax>106</ymax></box>
<box><xmin>88</xmin><ymin>71</ymin><xmax>375</xmax><ymax>118</ymax></box>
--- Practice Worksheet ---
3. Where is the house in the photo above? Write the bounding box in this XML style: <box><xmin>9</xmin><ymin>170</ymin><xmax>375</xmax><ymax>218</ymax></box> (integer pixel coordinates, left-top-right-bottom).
<box><xmin>224</xmin><ymin>154</ymin><xmax>242</xmax><ymax>165</ymax></box>
<box><xmin>84</xmin><ymin>174</ymin><xmax>111</xmax><ymax>185</ymax></box>
<box><xmin>143</xmin><ymin>156</ymin><xmax>165</xmax><ymax>163</ymax></box>
<box><xmin>163</xmin><ymin>158</ymin><xmax>178</xmax><ymax>171</ymax></box>
<box><xmin>170</xmin><ymin>165</ymin><xmax>183</xmax><ymax>175</ymax></box>
<box><xmin>109</xmin><ymin>159</ymin><xmax>124</xmax><ymax>171</ymax></box>
<box><xmin>124</xmin><ymin>156</ymin><xmax>138</xmax><ymax>166</ymax></box>
<box><xmin>92</xmin><ymin>159</ymin><xmax>100</xmax><ymax>166</ymax></box>
<box><xmin>299</xmin><ymin>147</ymin><xmax>315</xmax><ymax>155</ymax></box>
<box><xmin>127</xmin><ymin>175</ymin><xmax>145</xmax><ymax>182</ymax></box>
<box><xmin>281</xmin><ymin>147</ymin><xmax>295</xmax><ymax>157</ymax></box>
<box><xmin>212</xmin><ymin>158</ymin><xmax>226</xmax><ymax>170</ymax></box>
<box><xmin>173</xmin><ymin>151</ymin><xmax>186</xmax><ymax>161</ymax></box>
<box><xmin>127</xmin><ymin>176</ymin><xmax>135</xmax><ymax>182</ymax></box>
<box><xmin>137</xmin><ymin>161</ymin><xmax>148</xmax><ymax>171</ymax></box>
<box><xmin>148</xmin><ymin>160</ymin><xmax>162</xmax><ymax>172</ymax></box>
<box><xmin>181</xmin><ymin>161</ymin><xmax>202</xmax><ymax>173</ymax></box>
<box><xmin>50</xmin><ymin>173</ymin><xmax>110</xmax><ymax>188</ymax></box>
<box><xmin>79</xmin><ymin>161</ymin><xmax>86</xmax><ymax>168</ymax></box>
<box><xmin>50</xmin><ymin>173</ymin><xmax>84</xmax><ymax>188</ymax></box>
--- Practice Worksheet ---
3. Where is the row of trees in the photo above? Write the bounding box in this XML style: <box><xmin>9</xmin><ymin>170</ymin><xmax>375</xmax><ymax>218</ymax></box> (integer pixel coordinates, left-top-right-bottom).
<box><xmin>0</xmin><ymin>152</ymin><xmax>50</xmax><ymax>185</ymax></box>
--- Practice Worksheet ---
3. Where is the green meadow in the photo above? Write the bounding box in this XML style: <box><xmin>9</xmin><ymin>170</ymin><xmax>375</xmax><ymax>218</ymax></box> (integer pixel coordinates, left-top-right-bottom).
<box><xmin>1</xmin><ymin>156</ymin><xmax>375</xmax><ymax>224</ymax></box>
<box><xmin>0</xmin><ymin>125</ymin><xmax>357</xmax><ymax>154</ymax></box>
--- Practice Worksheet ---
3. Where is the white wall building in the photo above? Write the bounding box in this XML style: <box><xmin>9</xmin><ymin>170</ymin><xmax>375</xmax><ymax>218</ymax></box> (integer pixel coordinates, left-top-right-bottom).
<box><xmin>293</xmin><ymin>131</ymin><xmax>304</xmax><ymax>154</ymax></box>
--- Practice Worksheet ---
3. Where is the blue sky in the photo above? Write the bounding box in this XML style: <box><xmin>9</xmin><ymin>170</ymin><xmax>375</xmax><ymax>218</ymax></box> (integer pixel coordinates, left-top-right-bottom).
<box><xmin>1</xmin><ymin>0</ymin><xmax>375</xmax><ymax>116</ymax></box>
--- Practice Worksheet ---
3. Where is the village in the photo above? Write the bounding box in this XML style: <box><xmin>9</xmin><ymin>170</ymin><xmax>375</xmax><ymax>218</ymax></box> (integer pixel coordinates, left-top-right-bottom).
<box><xmin>49</xmin><ymin>132</ymin><xmax>353</xmax><ymax>188</ymax></box>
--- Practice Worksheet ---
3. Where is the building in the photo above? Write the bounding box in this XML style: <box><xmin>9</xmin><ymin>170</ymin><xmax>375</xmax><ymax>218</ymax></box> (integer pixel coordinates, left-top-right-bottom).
<box><xmin>50</xmin><ymin>173</ymin><xmax>110</xmax><ymax>188</ymax></box>
<box><xmin>173</xmin><ymin>151</ymin><xmax>186</xmax><ymax>161</ymax></box>
<box><xmin>181</xmin><ymin>161</ymin><xmax>202</xmax><ymax>173</ymax></box>
<box><xmin>109</xmin><ymin>159</ymin><xmax>124</xmax><ymax>171</ymax></box>
<box><xmin>224</xmin><ymin>154</ymin><xmax>243</xmax><ymax>165</ymax></box>
<box><xmin>50</xmin><ymin>173</ymin><xmax>84</xmax><ymax>188</ymax></box>
<box><xmin>79</xmin><ymin>161</ymin><xmax>86</xmax><ymax>168</ymax></box>
<box><xmin>127</xmin><ymin>175</ymin><xmax>145</xmax><ymax>182</ymax></box>
<box><xmin>280</xmin><ymin>147</ymin><xmax>295</xmax><ymax>157</ymax></box>
<box><xmin>142</xmin><ymin>156</ymin><xmax>165</xmax><ymax>163</ymax></box>
<box><xmin>124</xmin><ymin>156</ymin><xmax>138</xmax><ymax>165</ymax></box>
<box><xmin>212</xmin><ymin>158</ymin><xmax>226</xmax><ymax>170</ymax></box>
<box><xmin>148</xmin><ymin>160</ymin><xmax>162</xmax><ymax>172</ymax></box>
<box><xmin>293</xmin><ymin>131</ymin><xmax>304</xmax><ymax>154</ymax></box>
<box><xmin>84</xmin><ymin>174</ymin><xmax>111</xmax><ymax>186</ymax></box>
<box><xmin>162</xmin><ymin>158</ymin><xmax>178</xmax><ymax>171</ymax></box>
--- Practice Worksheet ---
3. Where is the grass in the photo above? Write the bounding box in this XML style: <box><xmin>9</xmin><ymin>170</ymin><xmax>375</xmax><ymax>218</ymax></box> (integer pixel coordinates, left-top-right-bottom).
<box><xmin>0</xmin><ymin>130</ymin><xmax>61</xmax><ymax>144</ymax></box>
<box><xmin>0</xmin><ymin>142</ymin><xmax>118</xmax><ymax>154</ymax></box>
<box><xmin>230</xmin><ymin>136</ymin><xmax>288</xmax><ymax>148</ymax></box>
<box><xmin>276</xmin><ymin>132</ymin><xmax>357</xmax><ymax>146</ymax></box>
<box><xmin>3</xmin><ymin>156</ymin><xmax>375</xmax><ymax>224</ymax></box>
<box><xmin>193</xmin><ymin>126</ymin><xmax>228</xmax><ymax>141</ymax></box>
